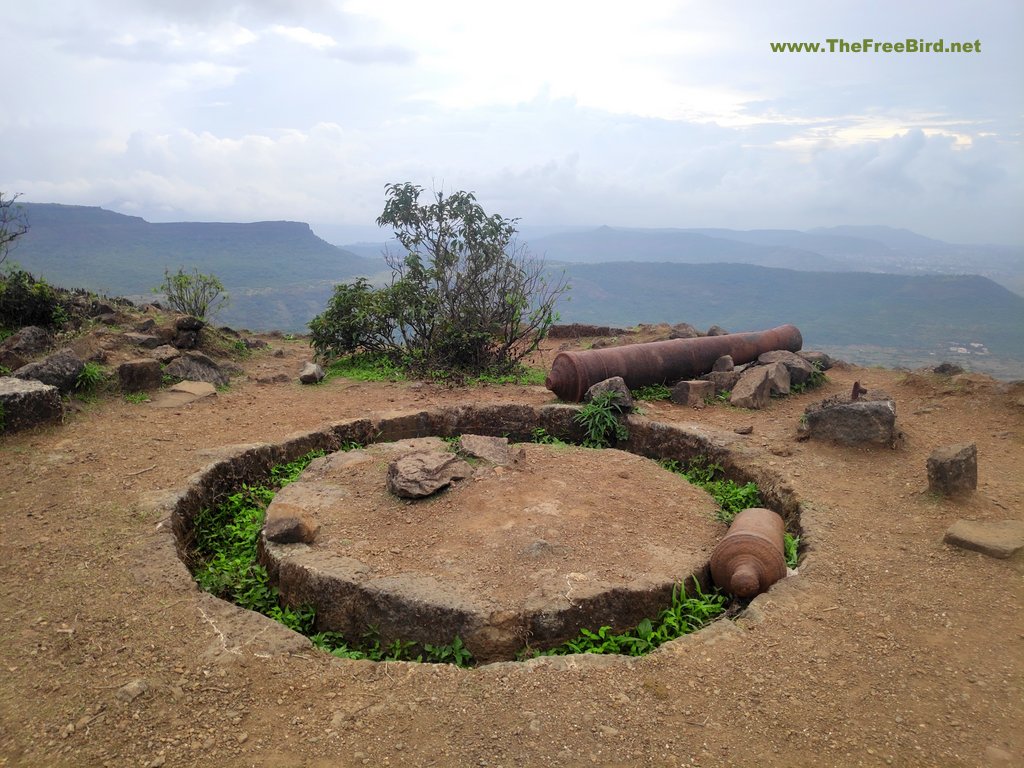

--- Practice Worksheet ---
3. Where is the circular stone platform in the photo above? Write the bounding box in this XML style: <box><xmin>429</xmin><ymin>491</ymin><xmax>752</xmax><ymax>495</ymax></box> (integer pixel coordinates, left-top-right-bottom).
<box><xmin>259</xmin><ymin>438</ymin><xmax>724</xmax><ymax>663</ymax></box>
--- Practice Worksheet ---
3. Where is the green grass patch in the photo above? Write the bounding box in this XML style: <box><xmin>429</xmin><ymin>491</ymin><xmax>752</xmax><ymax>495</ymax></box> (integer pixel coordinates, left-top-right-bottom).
<box><xmin>75</xmin><ymin>361</ymin><xmax>107</xmax><ymax>393</ymax></box>
<box><xmin>324</xmin><ymin>352</ymin><xmax>406</xmax><ymax>382</ymax></box>
<box><xmin>790</xmin><ymin>363</ymin><xmax>828</xmax><ymax>394</ymax></box>
<box><xmin>523</xmin><ymin>581</ymin><xmax>726</xmax><ymax>658</ymax></box>
<box><xmin>632</xmin><ymin>383</ymin><xmax>672</xmax><ymax>401</ymax></box>
<box><xmin>530</xmin><ymin>427</ymin><xmax>569</xmax><ymax>447</ymax></box>
<box><xmin>123</xmin><ymin>391</ymin><xmax>150</xmax><ymax>404</ymax></box>
<box><xmin>660</xmin><ymin>458</ymin><xmax>762</xmax><ymax>523</ymax></box>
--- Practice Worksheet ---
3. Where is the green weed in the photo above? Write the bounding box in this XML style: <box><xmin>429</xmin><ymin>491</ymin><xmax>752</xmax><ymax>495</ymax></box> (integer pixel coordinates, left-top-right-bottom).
<box><xmin>530</xmin><ymin>427</ymin><xmax>569</xmax><ymax>447</ymax></box>
<box><xmin>660</xmin><ymin>458</ymin><xmax>761</xmax><ymax>523</ymax></box>
<box><xmin>75</xmin><ymin>361</ymin><xmax>107</xmax><ymax>393</ymax></box>
<box><xmin>525</xmin><ymin>581</ymin><xmax>726</xmax><ymax>658</ymax></box>
<box><xmin>632</xmin><ymin>383</ymin><xmax>671</xmax><ymax>401</ymax></box>
<box><xmin>123</xmin><ymin>392</ymin><xmax>150</xmax><ymax>404</ymax></box>
<box><xmin>784</xmin><ymin>532</ymin><xmax>800</xmax><ymax>568</ymax></box>
<box><xmin>574</xmin><ymin>391</ymin><xmax>630</xmax><ymax>448</ymax></box>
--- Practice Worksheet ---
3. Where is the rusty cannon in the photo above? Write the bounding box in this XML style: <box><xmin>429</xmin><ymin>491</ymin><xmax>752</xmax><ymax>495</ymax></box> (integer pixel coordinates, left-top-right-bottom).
<box><xmin>544</xmin><ymin>324</ymin><xmax>803</xmax><ymax>402</ymax></box>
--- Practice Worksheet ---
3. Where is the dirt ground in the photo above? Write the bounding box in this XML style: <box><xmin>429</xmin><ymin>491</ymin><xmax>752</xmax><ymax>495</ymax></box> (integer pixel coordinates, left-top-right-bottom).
<box><xmin>1</xmin><ymin>331</ymin><xmax>1022</xmax><ymax>767</ymax></box>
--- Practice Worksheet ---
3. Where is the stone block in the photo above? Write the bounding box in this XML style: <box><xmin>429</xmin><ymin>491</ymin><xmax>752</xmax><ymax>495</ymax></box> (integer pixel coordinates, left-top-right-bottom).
<box><xmin>701</xmin><ymin>370</ymin><xmax>740</xmax><ymax>395</ymax></box>
<box><xmin>763</xmin><ymin>361</ymin><xmax>791</xmax><ymax>396</ymax></box>
<box><xmin>299</xmin><ymin>362</ymin><xmax>325</xmax><ymax>385</ymax></box>
<box><xmin>712</xmin><ymin>355</ymin><xmax>734</xmax><ymax>372</ymax></box>
<box><xmin>670</xmin><ymin>380</ymin><xmax>714</xmax><ymax>406</ymax></box>
<box><xmin>801</xmin><ymin>397</ymin><xmax>897</xmax><ymax>445</ymax></box>
<box><xmin>927</xmin><ymin>444</ymin><xmax>977</xmax><ymax>496</ymax></box>
<box><xmin>118</xmin><ymin>359</ymin><xmax>163</xmax><ymax>392</ymax></box>
<box><xmin>0</xmin><ymin>376</ymin><xmax>63</xmax><ymax>433</ymax></box>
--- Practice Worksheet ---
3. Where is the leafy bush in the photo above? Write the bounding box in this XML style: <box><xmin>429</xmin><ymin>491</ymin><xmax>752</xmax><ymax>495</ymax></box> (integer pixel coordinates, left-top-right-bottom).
<box><xmin>75</xmin><ymin>361</ymin><xmax>106</xmax><ymax>393</ymax></box>
<box><xmin>310</xmin><ymin>183</ymin><xmax>569</xmax><ymax>377</ymax></box>
<box><xmin>155</xmin><ymin>267</ymin><xmax>229</xmax><ymax>320</ymax></box>
<box><xmin>0</xmin><ymin>267</ymin><xmax>68</xmax><ymax>329</ymax></box>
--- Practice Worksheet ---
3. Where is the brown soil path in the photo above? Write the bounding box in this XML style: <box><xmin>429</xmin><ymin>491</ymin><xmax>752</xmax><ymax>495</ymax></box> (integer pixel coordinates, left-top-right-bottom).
<box><xmin>1</xmin><ymin>336</ymin><xmax>1022</xmax><ymax>767</ymax></box>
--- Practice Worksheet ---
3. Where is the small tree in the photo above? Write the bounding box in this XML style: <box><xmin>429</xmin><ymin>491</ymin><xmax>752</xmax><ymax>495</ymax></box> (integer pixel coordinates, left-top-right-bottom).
<box><xmin>0</xmin><ymin>193</ymin><xmax>29</xmax><ymax>267</ymax></box>
<box><xmin>155</xmin><ymin>267</ymin><xmax>229</xmax><ymax>321</ymax></box>
<box><xmin>310</xmin><ymin>183</ymin><xmax>569</xmax><ymax>375</ymax></box>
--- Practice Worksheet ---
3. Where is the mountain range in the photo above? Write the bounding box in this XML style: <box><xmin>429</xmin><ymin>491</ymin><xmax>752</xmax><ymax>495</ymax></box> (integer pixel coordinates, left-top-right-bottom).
<box><xmin>5</xmin><ymin>204</ymin><xmax>1023</xmax><ymax>377</ymax></box>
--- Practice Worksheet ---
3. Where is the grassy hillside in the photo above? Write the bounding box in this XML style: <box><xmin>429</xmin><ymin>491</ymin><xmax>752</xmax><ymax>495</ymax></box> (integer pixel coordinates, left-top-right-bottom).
<box><xmin>12</xmin><ymin>204</ymin><xmax>382</xmax><ymax>296</ymax></box>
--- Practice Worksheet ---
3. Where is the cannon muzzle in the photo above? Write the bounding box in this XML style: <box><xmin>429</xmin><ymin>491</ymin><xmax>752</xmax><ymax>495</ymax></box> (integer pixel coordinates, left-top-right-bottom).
<box><xmin>544</xmin><ymin>324</ymin><xmax>803</xmax><ymax>402</ymax></box>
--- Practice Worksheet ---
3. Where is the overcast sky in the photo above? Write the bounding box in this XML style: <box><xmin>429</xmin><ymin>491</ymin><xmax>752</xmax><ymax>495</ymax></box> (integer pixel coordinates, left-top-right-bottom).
<box><xmin>2</xmin><ymin>1</ymin><xmax>1022</xmax><ymax>245</ymax></box>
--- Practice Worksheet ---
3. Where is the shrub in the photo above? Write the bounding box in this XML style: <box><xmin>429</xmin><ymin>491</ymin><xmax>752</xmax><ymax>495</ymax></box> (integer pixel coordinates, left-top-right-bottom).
<box><xmin>155</xmin><ymin>267</ymin><xmax>229</xmax><ymax>321</ymax></box>
<box><xmin>0</xmin><ymin>266</ymin><xmax>67</xmax><ymax>329</ymax></box>
<box><xmin>0</xmin><ymin>193</ymin><xmax>28</xmax><ymax>267</ymax></box>
<box><xmin>309</xmin><ymin>183</ymin><xmax>569</xmax><ymax>376</ymax></box>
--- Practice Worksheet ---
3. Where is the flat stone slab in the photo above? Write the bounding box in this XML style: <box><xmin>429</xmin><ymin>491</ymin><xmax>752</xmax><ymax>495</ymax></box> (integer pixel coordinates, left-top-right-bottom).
<box><xmin>149</xmin><ymin>380</ymin><xmax>217</xmax><ymax>408</ymax></box>
<box><xmin>944</xmin><ymin>520</ymin><xmax>1024</xmax><ymax>559</ymax></box>
<box><xmin>261</xmin><ymin>440</ymin><xmax>723</xmax><ymax>663</ymax></box>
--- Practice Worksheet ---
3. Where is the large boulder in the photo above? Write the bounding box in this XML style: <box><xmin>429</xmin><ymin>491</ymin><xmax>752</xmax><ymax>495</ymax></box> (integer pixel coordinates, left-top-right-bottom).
<box><xmin>0</xmin><ymin>377</ymin><xmax>63</xmax><ymax>433</ymax></box>
<box><xmin>800</xmin><ymin>396</ymin><xmax>898</xmax><ymax>446</ymax></box>
<box><xmin>762</xmin><ymin>361</ymin><xmax>791</xmax><ymax>396</ymax></box>
<box><xmin>730</xmin><ymin>366</ymin><xmax>772</xmax><ymax>409</ymax></box>
<box><xmin>668</xmin><ymin>322</ymin><xmax>701</xmax><ymax>339</ymax></box>
<box><xmin>584</xmin><ymin>376</ymin><xmax>634</xmax><ymax>413</ymax></box>
<box><xmin>163</xmin><ymin>351</ymin><xmax>229</xmax><ymax>387</ymax></box>
<box><xmin>702</xmin><ymin>370</ymin><xmax>741</xmax><ymax>395</ymax></box>
<box><xmin>0</xmin><ymin>326</ymin><xmax>52</xmax><ymax>371</ymax></box>
<box><xmin>299</xmin><ymin>362</ymin><xmax>325</xmax><ymax>385</ymax></box>
<box><xmin>758</xmin><ymin>350</ymin><xmax>815</xmax><ymax>387</ymax></box>
<box><xmin>943</xmin><ymin>520</ymin><xmax>1024</xmax><ymax>560</ymax></box>
<box><xmin>13</xmin><ymin>348</ymin><xmax>85</xmax><ymax>394</ymax></box>
<box><xmin>386</xmin><ymin>451</ymin><xmax>473</xmax><ymax>499</ymax></box>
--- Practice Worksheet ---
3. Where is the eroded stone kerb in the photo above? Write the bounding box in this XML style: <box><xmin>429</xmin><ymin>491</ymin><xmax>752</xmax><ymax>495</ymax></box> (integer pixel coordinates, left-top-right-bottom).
<box><xmin>168</xmin><ymin>403</ymin><xmax>808</xmax><ymax>662</ymax></box>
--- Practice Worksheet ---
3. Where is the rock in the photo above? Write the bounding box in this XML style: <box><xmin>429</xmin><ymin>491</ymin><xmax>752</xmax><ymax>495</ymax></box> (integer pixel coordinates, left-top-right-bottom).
<box><xmin>712</xmin><ymin>355</ymin><xmax>734</xmax><ymax>372</ymax></box>
<box><xmin>149</xmin><ymin>345</ymin><xmax>180</xmax><ymax>364</ymax></box>
<box><xmin>800</xmin><ymin>397</ymin><xmax>898</xmax><ymax>445</ymax></box>
<box><xmin>668</xmin><ymin>322</ymin><xmax>701</xmax><ymax>339</ymax></box>
<box><xmin>797</xmin><ymin>350</ymin><xmax>833</xmax><ymax>371</ymax></box>
<box><xmin>984</xmin><ymin>746</ymin><xmax>1016</xmax><ymax>763</ymax></box>
<box><xmin>758</xmin><ymin>350</ymin><xmax>815</xmax><ymax>387</ymax></box>
<box><xmin>123</xmin><ymin>332</ymin><xmax>164</xmax><ymax>350</ymax></box>
<box><xmin>0</xmin><ymin>326</ymin><xmax>51</xmax><ymax>370</ymax></box>
<box><xmin>149</xmin><ymin>380</ymin><xmax>217</xmax><ymax>408</ymax></box>
<box><xmin>164</xmin><ymin>351</ymin><xmax>229</xmax><ymax>387</ymax></box>
<box><xmin>734</xmin><ymin>425</ymin><xmax>754</xmax><ymax>435</ymax></box>
<box><xmin>115</xmin><ymin>679</ymin><xmax>149</xmax><ymax>703</ymax></box>
<box><xmin>255</xmin><ymin>372</ymin><xmax>290</xmax><ymax>385</ymax></box>
<box><xmin>730</xmin><ymin>366</ymin><xmax>772</xmax><ymax>409</ymax></box>
<box><xmin>763</xmin><ymin>361</ymin><xmax>791</xmax><ymax>396</ymax></box>
<box><xmin>944</xmin><ymin>520</ymin><xmax>1024</xmax><ymax>560</ymax></box>
<box><xmin>933</xmin><ymin>361</ymin><xmax>964</xmax><ymax>376</ymax></box>
<box><xmin>273</xmin><ymin>349</ymin><xmax>285</xmax><ymax>358</ymax></box>
<box><xmin>243</xmin><ymin>337</ymin><xmax>269</xmax><ymax>350</ymax></box>
<box><xmin>95</xmin><ymin>313</ymin><xmax>119</xmax><ymax>325</ymax></box>
<box><xmin>299</xmin><ymin>362</ymin><xmax>325</xmax><ymax>385</ymax></box>
<box><xmin>706</xmin><ymin>325</ymin><xmax>729</xmax><ymax>336</ymax></box>
<box><xmin>264</xmin><ymin>498</ymin><xmax>320</xmax><ymax>544</ymax></box>
<box><xmin>927</xmin><ymin>444</ymin><xmax>977</xmax><ymax>496</ymax></box>
<box><xmin>173</xmin><ymin>330</ymin><xmax>199</xmax><ymax>350</ymax></box>
<box><xmin>702</xmin><ymin>370</ymin><xmax>741</xmax><ymax>395</ymax></box>
<box><xmin>590</xmin><ymin>337</ymin><xmax>617</xmax><ymax>349</ymax></box>
<box><xmin>584</xmin><ymin>376</ymin><xmax>634</xmax><ymax>413</ymax></box>
<box><xmin>175</xmin><ymin>315</ymin><xmax>205</xmax><ymax>332</ymax></box>
<box><xmin>458</xmin><ymin>434</ymin><xmax>522</xmax><ymax>465</ymax></box>
<box><xmin>0</xmin><ymin>377</ymin><xmax>63</xmax><ymax>433</ymax></box>
<box><xmin>13</xmin><ymin>348</ymin><xmax>85</xmax><ymax>394</ymax></box>
<box><xmin>134</xmin><ymin>318</ymin><xmax>156</xmax><ymax>332</ymax></box>
<box><xmin>670</xmin><ymin>380</ymin><xmax>714</xmax><ymax>406</ymax></box>
<box><xmin>386</xmin><ymin>451</ymin><xmax>473</xmax><ymax>499</ymax></box>
<box><xmin>117</xmin><ymin>359</ymin><xmax>163</xmax><ymax>392</ymax></box>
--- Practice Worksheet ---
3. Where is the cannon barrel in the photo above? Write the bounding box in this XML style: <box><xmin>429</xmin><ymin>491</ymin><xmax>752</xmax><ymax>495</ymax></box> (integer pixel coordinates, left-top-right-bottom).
<box><xmin>544</xmin><ymin>324</ymin><xmax>803</xmax><ymax>402</ymax></box>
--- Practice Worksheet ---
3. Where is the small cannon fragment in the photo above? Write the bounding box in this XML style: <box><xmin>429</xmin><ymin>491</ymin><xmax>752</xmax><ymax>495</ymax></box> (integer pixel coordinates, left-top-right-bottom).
<box><xmin>710</xmin><ymin>507</ymin><xmax>788</xmax><ymax>599</ymax></box>
<box><xmin>544</xmin><ymin>324</ymin><xmax>802</xmax><ymax>402</ymax></box>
